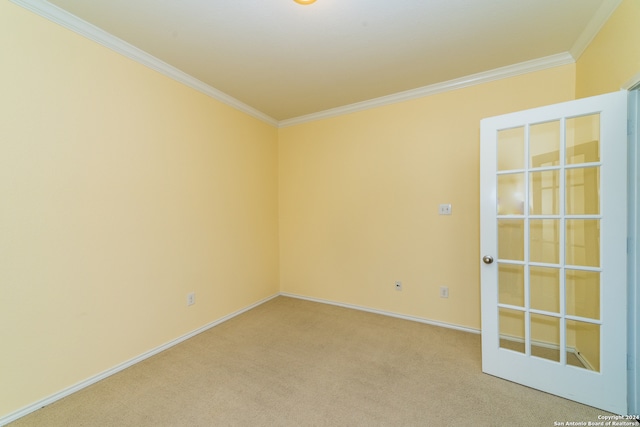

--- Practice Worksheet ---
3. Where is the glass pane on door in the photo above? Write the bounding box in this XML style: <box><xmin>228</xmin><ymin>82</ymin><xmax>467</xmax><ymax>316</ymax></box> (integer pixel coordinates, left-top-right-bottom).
<box><xmin>566</xmin><ymin>114</ymin><xmax>600</xmax><ymax>164</ymax></box>
<box><xmin>530</xmin><ymin>266</ymin><xmax>560</xmax><ymax>313</ymax></box>
<box><xmin>498</xmin><ymin>127</ymin><xmax>525</xmax><ymax>171</ymax></box>
<box><xmin>498</xmin><ymin>220</ymin><xmax>524</xmax><ymax>261</ymax></box>
<box><xmin>499</xmin><ymin>308</ymin><xmax>525</xmax><ymax>353</ymax></box>
<box><xmin>567</xmin><ymin>320</ymin><xmax>600</xmax><ymax>372</ymax></box>
<box><xmin>531</xmin><ymin>314</ymin><xmax>560</xmax><ymax>362</ymax></box>
<box><xmin>566</xmin><ymin>270</ymin><xmax>600</xmax><ymax>320</ymax></box>
<box><xmin>566</xmin><ymin>167</ymin><xmax>600</xmax><ymax>215</ymax></box>
<box><xmin>530</xmin><ymin>170</ymin><xmax>559</xmax><ymax>215</ymax></box>
<box><xmin>530</xmin><ymin>120</ymin><xmax>560</xmax><ymax>167</ymax></box>
<box><xmin>566</xmin><ymin>220</ymin><xmax>600</xmax><ymax>267</ymax></box>
<box><xmin>530</xmin><ymin>219</ymin><xmax>560</xmax><ymax>264</ymax></box>
<box><xmin>498</xmin><ymin>174</ymin><xmax>525</xmax><ymax>215</ymax></box>
<box><xmin>498</xmin><ymin>264</ymin><xmax>524</xmax><ymax>306</ymax></box>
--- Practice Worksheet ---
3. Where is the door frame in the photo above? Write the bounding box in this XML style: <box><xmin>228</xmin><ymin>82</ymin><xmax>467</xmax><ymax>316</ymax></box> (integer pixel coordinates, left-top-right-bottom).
<box><xmin>625</xmin><ymin>80</ymin><xmax>640</xmax><ymax>415</ymax></box>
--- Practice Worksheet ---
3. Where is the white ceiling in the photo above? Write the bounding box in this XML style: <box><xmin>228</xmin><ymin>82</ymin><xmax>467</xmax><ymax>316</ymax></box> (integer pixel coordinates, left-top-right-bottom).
<box><xmin>38</xmin><ymin>0</ymin><xmax>620</xmax><ymax>122</ymax></box>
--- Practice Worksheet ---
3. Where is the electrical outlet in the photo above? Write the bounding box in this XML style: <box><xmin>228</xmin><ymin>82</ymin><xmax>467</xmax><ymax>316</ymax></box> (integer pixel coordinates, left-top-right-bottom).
<box><xmin>439</xmin><ymin>286</ymin><xmax>449</xmax><ymax>298</ymax></box>
<box><xmin>187</xmin><ymin>292</ymin><xmax>195</xmax><ymax>306</ymax></box>
<box><xmin>395</xmin><ymin>281</ymin><xmax>402</xmax><ymax>291</ymax></box>
<box><xmin>438</xmin><ymin>204</ymin><xmax>452</xmax><ymax>215</ymax></box>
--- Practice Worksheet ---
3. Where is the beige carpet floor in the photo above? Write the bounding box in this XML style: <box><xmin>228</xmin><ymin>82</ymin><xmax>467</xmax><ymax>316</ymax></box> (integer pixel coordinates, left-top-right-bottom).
<box><xmin>9</xmin><ymin>296</ymin><xmax>614</xmax><ymax>426</ymax></box>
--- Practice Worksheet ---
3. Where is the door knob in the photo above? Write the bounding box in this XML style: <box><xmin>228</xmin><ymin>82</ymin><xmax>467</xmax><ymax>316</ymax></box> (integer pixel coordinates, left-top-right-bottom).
<box><xmin>482</xmin><ymin>255</ymin><xmax>494</xmax><ymax>264</ymax></box>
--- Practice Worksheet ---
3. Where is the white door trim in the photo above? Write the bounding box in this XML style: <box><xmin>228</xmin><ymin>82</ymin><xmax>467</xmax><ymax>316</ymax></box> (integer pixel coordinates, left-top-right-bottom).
<box><xmin>628</xmin><ymin>88</ymin><xmax>640</xmax><ymax>414</ymax></box>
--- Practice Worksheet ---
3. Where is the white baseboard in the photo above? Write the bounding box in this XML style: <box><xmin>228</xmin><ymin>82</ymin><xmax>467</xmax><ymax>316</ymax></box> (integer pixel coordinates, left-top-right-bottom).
<box><xmin>573</xmin><ymin>350</ymin><xmax>597</xmax><ymax>372</ymax></box>
<box><xmin>0</xmin><ymin>293</ymin><xmax>279</xmax><ymax>427</ymax></box>
<box><xmin>279</xmin><ymin>292</ymin><xmax>481</xmax><ymax>335</ymax></box>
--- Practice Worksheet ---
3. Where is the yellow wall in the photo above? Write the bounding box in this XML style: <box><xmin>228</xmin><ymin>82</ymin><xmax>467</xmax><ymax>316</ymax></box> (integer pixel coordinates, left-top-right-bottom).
<box><xmin>576</xmin><ymin>0</ymin><xmax>640</xmax><ymax>97</ymax></box>
<box><xmin>0</xmin><ymin>1</ymin><xmax>279</xmax><ymax>417</ymax></box>
<box><xmin>278</xmin><ymin>65</ymin><xmax>576</xmax><ymax>330</ymax></box>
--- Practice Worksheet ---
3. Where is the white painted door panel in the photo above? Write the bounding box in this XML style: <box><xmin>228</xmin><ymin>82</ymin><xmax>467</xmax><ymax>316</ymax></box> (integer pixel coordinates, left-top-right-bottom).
<box><xmin>480</xmin><ymin>91</ymin><xmax>628</xmax><ymax>414</ymax></box>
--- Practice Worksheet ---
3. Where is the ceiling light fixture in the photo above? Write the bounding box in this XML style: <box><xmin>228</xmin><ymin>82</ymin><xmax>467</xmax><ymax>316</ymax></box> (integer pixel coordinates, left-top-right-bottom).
<box><xmin>293</xmin><ymin>0</ymin><xmax>316</xmax><ymax>5</ymax></box>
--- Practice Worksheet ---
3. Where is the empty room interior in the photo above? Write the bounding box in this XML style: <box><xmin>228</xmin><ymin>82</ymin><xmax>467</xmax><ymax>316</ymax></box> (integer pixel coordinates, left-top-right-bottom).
<box><xmin>2</xmin><ymin>0</ymin><xmax>640</xmax><ymax>425</ymax></box>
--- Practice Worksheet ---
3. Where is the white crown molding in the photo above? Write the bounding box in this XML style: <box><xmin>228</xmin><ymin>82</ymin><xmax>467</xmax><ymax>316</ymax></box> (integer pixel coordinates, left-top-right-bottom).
<box><xmin>9</xmin><ymin>0</ymin><xmax>279</xmax><ymax>127</ymax></box>
<box><xmin>11</xmin><ymin>1</ymin><xmax>609</xmax><ymax>130</ymax></box>
<box><xmin>569</xmin><ymin>0</ymin><xmax>623</xmax><ymax>61</ymax></box>
<box><xmin>0</xmin><ymin>293</ymin><xmax>279</xmax><ymax>426</ymax></box>
<box><xmin>279</xmin><ymin>52</ymin><xmax>575</xmax><ymax>127</ymax></box>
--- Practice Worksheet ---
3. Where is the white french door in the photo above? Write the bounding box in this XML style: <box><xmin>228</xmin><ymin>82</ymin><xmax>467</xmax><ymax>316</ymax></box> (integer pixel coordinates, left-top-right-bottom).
<box><xmin>480</xmin><ymin>91</ymin><xmax>628</xmax><ymax>414</ymax></box>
